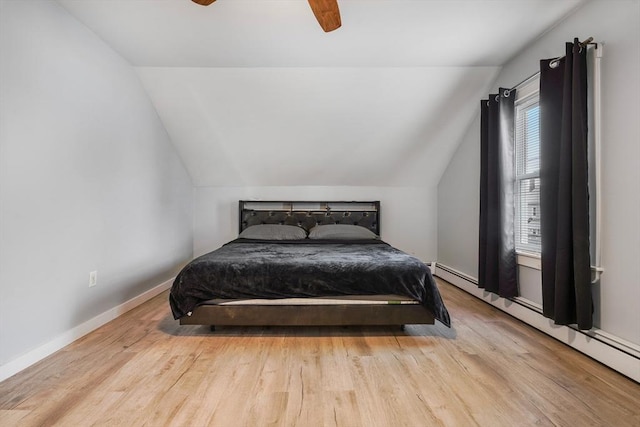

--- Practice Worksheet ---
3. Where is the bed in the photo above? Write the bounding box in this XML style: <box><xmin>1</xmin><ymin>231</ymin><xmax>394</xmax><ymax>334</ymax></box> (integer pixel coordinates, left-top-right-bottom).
<box><xmin>170</xmin><ymin>201</ymin><xmax>450</xmax><ymax>329</ymax></box>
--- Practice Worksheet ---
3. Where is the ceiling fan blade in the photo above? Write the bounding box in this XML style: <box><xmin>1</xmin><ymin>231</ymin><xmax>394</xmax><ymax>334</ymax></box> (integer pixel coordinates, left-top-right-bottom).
<box><xmin>191</xmin><ymin>0</ymin><xmax>216</xmax><ymax>5</ymax></box>
<box><xmin>308</xmin><ymin>0</ymin><xmax>341</xmax><ymax>32</ymax></box>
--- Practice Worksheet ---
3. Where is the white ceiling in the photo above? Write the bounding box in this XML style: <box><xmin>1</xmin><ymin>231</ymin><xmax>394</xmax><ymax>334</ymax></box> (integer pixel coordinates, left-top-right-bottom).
<box><xmin>58</xmin><ymin>0</ymin><xmax>585</xmax><ymax>68</ymax></box>
<box><xmin>58</xmin><ymin>0</ymin><xmax>587</xmax><ymax>187</ymax></box>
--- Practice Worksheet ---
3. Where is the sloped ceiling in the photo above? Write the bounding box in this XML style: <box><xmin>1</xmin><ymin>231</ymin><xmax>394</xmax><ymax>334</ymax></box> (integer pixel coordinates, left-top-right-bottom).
<box><xmin>58</xmin><ymin>0</ymin><xmax>586</xmax><ymax>187</ymax></box>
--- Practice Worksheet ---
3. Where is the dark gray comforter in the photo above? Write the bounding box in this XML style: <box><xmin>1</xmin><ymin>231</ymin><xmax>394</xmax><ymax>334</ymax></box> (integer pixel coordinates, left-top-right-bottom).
<box><xmin>170</xmin><ymin>239</ymin><xmax>451</xmax><ymax>327</ymax></box>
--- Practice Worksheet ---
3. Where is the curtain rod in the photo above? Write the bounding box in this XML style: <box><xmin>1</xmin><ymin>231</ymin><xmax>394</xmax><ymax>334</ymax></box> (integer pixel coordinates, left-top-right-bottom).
<box><xmin>508</xmin><ymin>37</ymin><xmax>595</xmax><ymax>92</ymax></box>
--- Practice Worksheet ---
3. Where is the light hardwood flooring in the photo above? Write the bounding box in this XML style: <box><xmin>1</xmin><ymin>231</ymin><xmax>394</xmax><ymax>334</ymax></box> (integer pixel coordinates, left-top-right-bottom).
<box><xmin>0</xmin><ymin>279</ymin><xmax>638</xmax><ymax>426</ymax></box>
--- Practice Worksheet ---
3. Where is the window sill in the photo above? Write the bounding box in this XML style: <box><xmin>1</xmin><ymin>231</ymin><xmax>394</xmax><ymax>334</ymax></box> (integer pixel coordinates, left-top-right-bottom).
<box><xmin>516</xmin><ymin>251</ymin><xmax>541</xmax><ymax>270</ymax></box>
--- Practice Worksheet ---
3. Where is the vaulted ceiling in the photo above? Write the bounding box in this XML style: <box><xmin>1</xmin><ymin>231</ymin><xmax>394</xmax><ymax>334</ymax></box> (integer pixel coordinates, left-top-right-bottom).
<box><xmin>58</xmin><ymin>0</ymin><xmax>586</xmax><ymax>187</ymax></box>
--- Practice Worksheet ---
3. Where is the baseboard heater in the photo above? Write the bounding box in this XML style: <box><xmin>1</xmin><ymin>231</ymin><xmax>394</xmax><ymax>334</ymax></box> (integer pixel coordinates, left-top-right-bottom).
<box><xmin>434</xmin><ymin>262</ymin><xmax>640</xmax><ymax>383</ymax></box>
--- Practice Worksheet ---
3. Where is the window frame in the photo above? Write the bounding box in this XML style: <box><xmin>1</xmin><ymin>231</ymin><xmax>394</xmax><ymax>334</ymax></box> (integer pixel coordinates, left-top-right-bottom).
<box><xmin>514</xmin><ymin>77</ymin><xmax>542</xmax><ymax>256</ymax></box>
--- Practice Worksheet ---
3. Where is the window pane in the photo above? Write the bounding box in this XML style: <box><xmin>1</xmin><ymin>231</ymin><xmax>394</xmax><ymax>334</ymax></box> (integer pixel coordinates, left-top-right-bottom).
<box><xmin>516</xmin><ymin>101</ymin><xmax>540</xmax><ymax>175</ymax></box>
<box><xmin>516</xmin><ymin>177</ymin><xmax>541</xmax><ymax>252</ymax></box>
<box><xmin>525</xmin><ymin>105</ymin><xmax>540</xmax><ymax>173</ymax></box>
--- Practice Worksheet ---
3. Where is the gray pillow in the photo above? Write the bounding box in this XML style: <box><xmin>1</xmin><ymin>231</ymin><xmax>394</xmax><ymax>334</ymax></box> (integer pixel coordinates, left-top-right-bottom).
<box><xmin>239</xmin><ymin>224</ymin><xmax>307</xmax><ymax>240</ymax></box>
<box><xmin>308</xmin><ymin>224</ymin><xmax>378</xmax><ymax>240</ymax></box>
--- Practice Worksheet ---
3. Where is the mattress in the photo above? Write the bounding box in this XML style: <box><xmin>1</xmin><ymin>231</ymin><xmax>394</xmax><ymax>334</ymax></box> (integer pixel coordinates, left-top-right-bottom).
<box><xmin>202</xmin><ymin>294</ymin><xmax>420</xmax><ymax>306</ymax></box>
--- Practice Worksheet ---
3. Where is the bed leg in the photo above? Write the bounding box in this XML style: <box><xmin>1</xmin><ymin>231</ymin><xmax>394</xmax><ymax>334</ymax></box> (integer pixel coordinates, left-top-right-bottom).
<box><xmin>209</xmin><ymin>325</ymin><xmax>216</xmax><ymax>332</ymax></box>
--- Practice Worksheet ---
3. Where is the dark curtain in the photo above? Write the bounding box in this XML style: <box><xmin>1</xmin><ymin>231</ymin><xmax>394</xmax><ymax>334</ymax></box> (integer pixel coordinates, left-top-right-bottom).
<box><xmin>479</xmin><ymin>88</ymin><xmax>518</xmax><ymax>298</ymax></box>
<box><xmin>539</xmin><ymin>38</ymin><xmax>592</xmax><ymax>330</ymax></box>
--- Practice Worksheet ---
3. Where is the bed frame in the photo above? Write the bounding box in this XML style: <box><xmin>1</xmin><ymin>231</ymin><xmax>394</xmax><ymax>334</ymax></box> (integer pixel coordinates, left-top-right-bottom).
<box><xmin>179</xmin><ymin>201</ymin><xmax>436</xmax><ymax>329</ymax></box>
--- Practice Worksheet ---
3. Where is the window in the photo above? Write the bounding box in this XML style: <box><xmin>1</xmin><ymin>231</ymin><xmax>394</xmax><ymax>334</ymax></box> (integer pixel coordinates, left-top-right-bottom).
<box><xmin>514</xmin><ymin>78</ymin><xmax>541</xmax><ymax>254</ymax></box>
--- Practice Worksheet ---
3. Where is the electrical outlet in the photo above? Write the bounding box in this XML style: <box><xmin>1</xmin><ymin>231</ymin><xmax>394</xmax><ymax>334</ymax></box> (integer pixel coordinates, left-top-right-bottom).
<box><xmin>89</xmin><ymin>271</ymin><xmax>97</xmax><ymax>287</ymax></box>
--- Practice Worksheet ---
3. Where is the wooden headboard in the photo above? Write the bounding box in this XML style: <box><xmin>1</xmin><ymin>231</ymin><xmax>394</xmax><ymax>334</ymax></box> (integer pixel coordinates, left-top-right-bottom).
<box><xmin>239</xmin><ymin>201</ymin><xmax>380</xmax><ymax>236</ymax></box>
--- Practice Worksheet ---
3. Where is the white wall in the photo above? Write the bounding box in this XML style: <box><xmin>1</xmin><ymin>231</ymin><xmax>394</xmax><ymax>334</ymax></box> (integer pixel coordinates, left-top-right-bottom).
<box><xmin>0</xmin><ymin>0</ymin><xmax>193</xmax><ymax>369</ymax></box>
<box><xmin>437</xmin><ymin>114</ymin><xmax>481</xmax><ymax>276</ymax></box>
<box><xmin>437</xmin><ymin>0</ymin><xmax>640</xmax><ymax>346</ymax></box>
<box><xmin>194</xmin><ymin>186</ymin><xmax>437</xmax><ymax>262</ymax></box>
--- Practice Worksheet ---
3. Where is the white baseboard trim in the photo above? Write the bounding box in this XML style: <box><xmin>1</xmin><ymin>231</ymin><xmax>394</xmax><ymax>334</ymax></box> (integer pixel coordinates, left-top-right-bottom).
<box><xmin>434</xmin><ymin>263</ymin><xmax>640</xmax><ymax>383</ymax></box>
<box><xmin>0</xmin><ymin>278</ymin><xmax>174</xmax><ymax>383</ymax></box>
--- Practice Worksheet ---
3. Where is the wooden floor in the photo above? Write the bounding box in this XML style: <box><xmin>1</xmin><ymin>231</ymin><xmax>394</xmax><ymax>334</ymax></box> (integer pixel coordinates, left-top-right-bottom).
<box><xmin>0</xmin><ymin>279</ymin><xmax>638</xmax><ymax>427</ymax></box>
